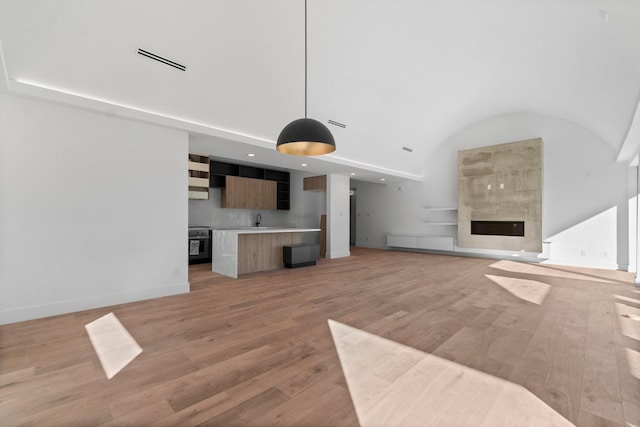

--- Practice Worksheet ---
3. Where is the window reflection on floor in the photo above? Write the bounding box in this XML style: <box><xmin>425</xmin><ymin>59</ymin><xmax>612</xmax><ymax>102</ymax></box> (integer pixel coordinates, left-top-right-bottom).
<box><xmin>85</xmin><ymin>312</ymin><xmax>142</xmax><ymax>379</ymax></box>
<box><xmin>485</xmin><ymin>274</ymin><xmax>551</xmax><ymax>305</ymax></box>
<box><xmin>328</xmin><ymin>319</ymin><xmax>574</xmax><ymax>427</ymax></box>
<box><xmin>489</xmin><ymin>260</ymin><xmax>615</xmax><ymax>284</ymax></box>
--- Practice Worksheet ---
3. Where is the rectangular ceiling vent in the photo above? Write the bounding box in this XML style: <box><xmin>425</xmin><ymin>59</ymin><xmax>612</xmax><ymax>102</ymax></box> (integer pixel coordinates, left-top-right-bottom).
<box><xmin>137</xmin><ymin>48</ymin><xmax>186</xmax><ymax>71</ymax></box>
<box><xmin>328</xmin><ymin>119</ymin><xmax>346</xmax><ymax>128</ymax></box>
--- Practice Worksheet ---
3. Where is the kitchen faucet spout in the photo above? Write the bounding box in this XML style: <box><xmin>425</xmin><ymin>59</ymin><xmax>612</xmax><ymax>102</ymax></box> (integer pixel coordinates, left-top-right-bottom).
<box><xmin>255</xmin><ymin>213</ymin><xmax>262</xmax><ymax>227</ymax></box>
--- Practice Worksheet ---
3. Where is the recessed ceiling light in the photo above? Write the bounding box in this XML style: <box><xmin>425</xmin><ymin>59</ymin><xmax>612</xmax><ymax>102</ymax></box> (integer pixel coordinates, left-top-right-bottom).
<box><xmin>301</xmin><ymin>163</ymin><xmax>307</xmax><ymax>167</ymax></box>
<box><xmin>247</xmin><ymin>153</ymin><xmax>256</xmax><ymax>157</ymax></box>
<box><xmin>350</xmin><ymin>172</ymin><xmax>356</xmax><ymax>176</ymax></box>
<box><xmin>380</xmin><ymin>178</ymin><xmax>386</xmax><ymax>181</ymax></box>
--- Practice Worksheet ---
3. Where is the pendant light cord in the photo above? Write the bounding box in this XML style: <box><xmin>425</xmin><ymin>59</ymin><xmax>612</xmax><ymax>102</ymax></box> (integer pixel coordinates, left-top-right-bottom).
<box><xmin>304</xmin><ymin>0</ymin><xmax>308</xmax><ymax>119</ymax></box>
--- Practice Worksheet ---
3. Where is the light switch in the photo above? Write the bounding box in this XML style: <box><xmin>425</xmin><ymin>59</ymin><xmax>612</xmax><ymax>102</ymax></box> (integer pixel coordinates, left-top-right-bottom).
<box><xmin>487</xmin><ymin>184</ymin><xmax>492</xmax><ymax>190</ymax></box>
<box><xmin>500</xmin><ymin>183</ymin><xmax>504</xmax><ymax>189</ymax></box>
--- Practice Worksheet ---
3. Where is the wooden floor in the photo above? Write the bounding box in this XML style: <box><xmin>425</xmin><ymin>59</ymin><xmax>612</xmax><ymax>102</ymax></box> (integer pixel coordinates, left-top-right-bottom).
<box><xmin>1</xmin><ymin>247</ymin><xmax>639</xmax><ymax>426</ymax></box>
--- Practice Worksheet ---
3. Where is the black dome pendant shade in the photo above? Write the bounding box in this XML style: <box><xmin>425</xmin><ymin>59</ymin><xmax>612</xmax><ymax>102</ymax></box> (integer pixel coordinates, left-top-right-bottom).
<box><xmin>276</xmin><ymin>0</ymin><xmax>335</xmax><ymax>156</ymax></box>
<box><xmin>277</xmin><ymin>118</ymin><xmax>335</xmax><ymax>155</ymax></box>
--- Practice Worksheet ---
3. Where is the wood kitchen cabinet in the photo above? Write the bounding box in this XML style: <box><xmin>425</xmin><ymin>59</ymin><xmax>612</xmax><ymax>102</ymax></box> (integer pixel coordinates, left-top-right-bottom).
<box><xmin>210</xmin><ymin>160</ymin><xmax>290</xmax><ymax>210</ymax></box>
<box><xmin>303</xmin><ymin>175</ymin><xmax>326</xmax><ymax>192</ymax></box>
<box><xmin>188</xmin><ymin>154</ymin><xmax>210</xmax><ymax>200</ymax></box>
<box><xmin>222</xmin><ymin>176</ymin><xmax>276</xmax><ymax>210</ymax></box>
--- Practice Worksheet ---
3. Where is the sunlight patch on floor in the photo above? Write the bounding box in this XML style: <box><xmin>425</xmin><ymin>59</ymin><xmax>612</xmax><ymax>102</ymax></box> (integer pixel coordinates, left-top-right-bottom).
<box><xmin>485</xmin><ymin>274</ymin><xmax>551</xmax><ymax>305</ymax></box>
<box><xmin>328</xmin><ymin>319</ymin><xmax>574</xmax><ymax>427</ymax></box>
<box><xmin>85</xmin><ymin>312</ymin><xmax>142</xmax><ymax>379</ymax></box>
<box><xmin>615</xmin><ymin>294</ymin><xmax>640</xmax><ymax>305</ymax></box>
<box><xmin>615</xmin><ymin>303</ymin><xmax>640</xmax><ymax>342</ymax></box>
<box><xmin>489</xmin><ymin>260</ymin><xmax>614</xmax><ymax>284</ymax></box>
<box><xmin>626</xmin><ymin>348</ymin><xmax>640</xmax><ymax>380</ymax></box>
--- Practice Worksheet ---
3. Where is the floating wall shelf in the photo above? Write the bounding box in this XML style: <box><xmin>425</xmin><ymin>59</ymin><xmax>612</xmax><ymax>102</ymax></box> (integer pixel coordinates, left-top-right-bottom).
<box><xmin>188</xmin><ymin>154</ymin><xmax>210</xmax><ymax>200</ymax></box>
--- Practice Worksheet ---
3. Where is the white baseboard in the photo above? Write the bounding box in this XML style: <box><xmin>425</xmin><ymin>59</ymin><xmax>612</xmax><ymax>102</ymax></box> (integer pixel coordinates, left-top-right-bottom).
<box><xmin>327</xmin><ymin>250</ymin><xmax>351</xmax><ymax>259</ymax></box>
<box><xmin>0</xmin><ymin>281</ymin><xmax>190</xmax><ymax>325</ymax></box>
<box><xmin>355</xmin><ymin>242</ymin><xmax>388</xmax><ymax>250</ymax></box>
<box><xmin>541</xmin><ymin>258</ymin><xmax>619</xmax><ymax>271</ymax></box>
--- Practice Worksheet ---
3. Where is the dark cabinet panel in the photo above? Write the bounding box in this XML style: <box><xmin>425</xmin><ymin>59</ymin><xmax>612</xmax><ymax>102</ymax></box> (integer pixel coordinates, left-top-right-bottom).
<box><xmin>265</xmin><ymin>169</ymin><xmax>289</xmax><ymax>182</ymax></box>
<box><xmin>239</xmin><ymin>165</ymin><xmax>265</xmax><ymax>179</ymax></box>
<box><xmin>277</xmin><ymin>181</ymin><xmax>290</xmax><ymax>211</ymax></box>
<box><xmin>210</xmin><ymin>161</ymin><xmax>238</xmax><ymax>188</ymax></box>
<box><xmin>210</xmin><ymin>175</ymin><xmax>226</xmax><ymax>188</ymax></box>
<box><xmin>211</xmin><ymin>161</ymin><xmax>239</xmax><ymax>176</ymax></box>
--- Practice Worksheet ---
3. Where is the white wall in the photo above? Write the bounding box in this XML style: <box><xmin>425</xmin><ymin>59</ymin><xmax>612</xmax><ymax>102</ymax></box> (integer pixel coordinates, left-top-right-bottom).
<box><xmin>327</xmin><ymin>174</ymin><xmax>351</xmax><ymax>258</ymax></box>
<box><xmin>289</xmin><ymin>170</ymin><xmax>327</xmax><ymax>245</ymax></box>
<box><xmin>630</xmin><ymin>166</ymin><xmax>639</xmax><ymax>275</ymax></box>
<box><xmin>354</xmin><ymin>113</ymin><xmax>630</xmax><ymax>270</ymax></box>
<box><xmin>351</xmin><ymin>179</ymin><xmax>424</xmax><ymax>248</ymax></box>
<box><xmin>0</xmin><ymin>94</ymin><xmax>189</xmax><ymax>324</ymax></box>
<box><xmin>188</xmin><ymin>189</ymin><xmax>292</xmax><ymax>229</ymax></box>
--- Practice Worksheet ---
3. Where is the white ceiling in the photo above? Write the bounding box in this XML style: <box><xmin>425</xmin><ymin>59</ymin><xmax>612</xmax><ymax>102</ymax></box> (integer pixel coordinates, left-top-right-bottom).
<box><xmin>1</xmin><ymin>0</ymin><xmax>639</xmax><ymax>182</ymax></box>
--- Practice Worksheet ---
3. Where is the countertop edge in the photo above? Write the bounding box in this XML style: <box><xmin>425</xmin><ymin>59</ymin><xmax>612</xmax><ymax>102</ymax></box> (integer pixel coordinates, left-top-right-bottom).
<box><xmin>212</xmin><ymin>228</ymin><xmax>321</xmax><ymax>234</ymax></box>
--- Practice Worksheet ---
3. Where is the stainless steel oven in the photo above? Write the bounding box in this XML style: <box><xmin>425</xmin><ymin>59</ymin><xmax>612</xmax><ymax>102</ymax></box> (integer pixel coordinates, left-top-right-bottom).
<box><xmin>188</xmin><ymin>226</ymin><xmax>211</xmax><ymax>264</ymax></box>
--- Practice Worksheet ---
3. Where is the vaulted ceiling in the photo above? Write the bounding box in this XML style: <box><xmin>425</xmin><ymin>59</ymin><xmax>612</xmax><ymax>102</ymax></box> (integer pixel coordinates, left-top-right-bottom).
<box><xmin>1</xmin><ymin>0</ymin><xmax>639</xmax><ymax>182</ymax></box>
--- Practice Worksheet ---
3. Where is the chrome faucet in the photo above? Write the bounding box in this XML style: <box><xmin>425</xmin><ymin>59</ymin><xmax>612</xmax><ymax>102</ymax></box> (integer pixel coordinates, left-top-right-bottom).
<box><xmin>255</xmin><ymin>213</ymin><xmax>262</xmax><ymax>227</ymax></box>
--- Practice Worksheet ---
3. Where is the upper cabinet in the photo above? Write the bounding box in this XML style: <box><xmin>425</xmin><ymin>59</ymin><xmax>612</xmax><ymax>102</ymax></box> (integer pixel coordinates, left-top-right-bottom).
<box><xmin>188</xmin><ymin>154</ymin><xmax>210</xmax><ymax>200</ymax></box>
<box><xmin>222</xmin><ymin>176</ymin><xmax>276</xmax><ymax>210</ymax></box>
<box><xmin>265</xmin><ymin>169</ymin><xmax>290</xmax><ymax>211</ymax></box>
<box><xmin>210</xmin><ymin>161</ymin><xmax>238</xmax><ymax>188</ymax></box>
<box><xmin>210</xmin><ymin>160</ymin><xmax>290</xmax><ymax>210</ymax></box>
<box><xmin>303</xmin><ymin>175</ymin><xmax>326</xmax><ymax>192</ymax></box>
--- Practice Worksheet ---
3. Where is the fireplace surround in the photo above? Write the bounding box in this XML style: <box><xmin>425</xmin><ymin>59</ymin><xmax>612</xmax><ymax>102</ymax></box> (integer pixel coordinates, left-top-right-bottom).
<box><xmin>458</xmin><ymin>138</ymin><xmax>542</xmax><ymax>252</ymax></box>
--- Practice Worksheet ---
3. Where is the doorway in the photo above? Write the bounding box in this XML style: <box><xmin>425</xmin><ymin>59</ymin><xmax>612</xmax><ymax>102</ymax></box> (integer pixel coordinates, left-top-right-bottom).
<box><xmin>350</xmin><ymin>188</ymin><xmax>356</xmax><ymax>246</ymax></box>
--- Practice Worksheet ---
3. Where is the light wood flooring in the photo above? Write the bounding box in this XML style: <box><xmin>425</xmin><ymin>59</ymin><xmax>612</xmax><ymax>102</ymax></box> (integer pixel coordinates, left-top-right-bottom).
<box><xmin>1</xmin><ymin>247</ymin><xmax>639</xmax><ymax>426</ymax></box>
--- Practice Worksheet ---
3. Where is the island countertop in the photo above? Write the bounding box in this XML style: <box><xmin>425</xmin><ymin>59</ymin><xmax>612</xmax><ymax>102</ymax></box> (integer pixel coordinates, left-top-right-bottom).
<box><xmin>211</xmin><ymin>228</ymin><xmax>321</xmax><ymax>278</ymax></box>
<box><xmin>212</xmin><ymin>227</ymin><xmax>320</xmax><ymax>234</ymax></box>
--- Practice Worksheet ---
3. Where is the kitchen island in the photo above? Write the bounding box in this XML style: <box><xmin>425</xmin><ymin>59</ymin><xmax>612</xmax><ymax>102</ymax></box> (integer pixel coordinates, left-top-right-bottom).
<box><xmin>211</xmin><ymin>227</ymin><xmax>321</xmax><ymax>278</ymax></box>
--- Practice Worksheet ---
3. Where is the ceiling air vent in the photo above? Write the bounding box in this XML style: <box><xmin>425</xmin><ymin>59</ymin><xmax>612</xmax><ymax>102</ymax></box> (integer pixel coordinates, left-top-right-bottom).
<box><xmin>328</xmin><ymin>119</ymin><xmax>346</xmax><ymax>128</ymax></box>
<box><xmin>137</xmin><ymin>48</ymin><xmax>186</xmax><ymax>71</ymax></box>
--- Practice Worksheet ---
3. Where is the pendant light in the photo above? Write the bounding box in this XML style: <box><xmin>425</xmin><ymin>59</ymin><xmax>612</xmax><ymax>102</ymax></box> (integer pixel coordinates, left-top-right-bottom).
<box><xmin>276</xmin><ymin>0</ymin><xmax>335</xmax><ymax>156</ymax></box>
